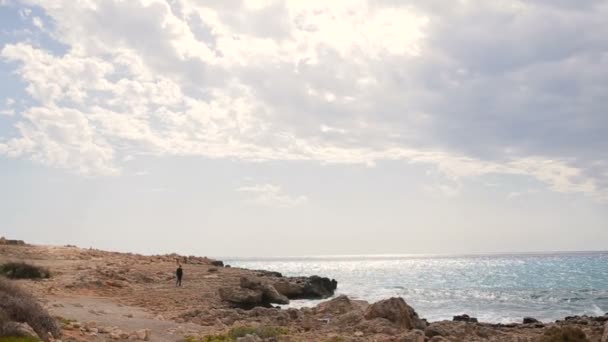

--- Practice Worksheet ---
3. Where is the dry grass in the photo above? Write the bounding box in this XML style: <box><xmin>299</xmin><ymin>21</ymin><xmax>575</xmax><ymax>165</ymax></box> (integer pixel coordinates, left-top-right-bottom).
<box><xmin>0</xmin><ymin>278</ymin><xmax>60</xmax><ymax>341</ymax></box>
<box><xmin>537</xmin><ymin>326</ymin><xmax>589</xmax><ymax>342</ymax></box>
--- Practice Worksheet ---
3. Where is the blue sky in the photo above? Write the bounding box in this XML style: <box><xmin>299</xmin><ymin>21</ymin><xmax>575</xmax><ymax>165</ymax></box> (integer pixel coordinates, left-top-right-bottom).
<box><xmin>0</xmin><ymin>0</ymin><xmax>607</xmax><ymax>256</ymax></box>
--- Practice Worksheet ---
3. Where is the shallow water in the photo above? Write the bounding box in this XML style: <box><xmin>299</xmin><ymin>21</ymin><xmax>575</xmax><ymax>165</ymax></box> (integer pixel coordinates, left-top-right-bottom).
<box><xmin>225</xmin><ymin>252</ymin><xmax>608</xmax><ymax>323</ymax></box>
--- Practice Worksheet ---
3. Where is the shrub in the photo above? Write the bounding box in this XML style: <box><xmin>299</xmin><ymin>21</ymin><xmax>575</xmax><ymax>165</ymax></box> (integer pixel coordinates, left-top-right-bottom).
<box><xmin>537</xmin><ymin>326</ymin><xmax>589</xmax><ymax>342</ymax></box>
<box><xmin>0</xmin><ymin>278</ymin><xmax>60</xmax><ymax>341</ymax></box>
<box><xmin>0</xmin><ymin>337</ymin><xmax>40</xmax><ymax>342</ymax></box>
<box><xmin>228</xmin><ymin>326</ymin><xmax>287</xmax><ymax>339</ymax></box>
<box><xmin>196</xmin><ymin>326</ymin><xmax>288</xmax><ymax>341</ymax></box>
<box><xmin>0</xmin><ymin>263</ymin><xmax>50</xmax><ymax>280</ymax></box>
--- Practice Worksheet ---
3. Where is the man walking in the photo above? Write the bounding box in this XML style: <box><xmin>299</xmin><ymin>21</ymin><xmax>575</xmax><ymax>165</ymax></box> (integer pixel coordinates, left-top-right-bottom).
<box><xmin>176</xmin><ymin>264</ymin><xmax>183</xmax><ymax>287</ymax></box>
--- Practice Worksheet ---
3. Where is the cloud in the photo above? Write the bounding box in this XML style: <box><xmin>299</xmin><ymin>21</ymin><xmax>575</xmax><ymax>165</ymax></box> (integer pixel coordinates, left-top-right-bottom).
<box><xmin>0</xmin><ymin>0</ymin><xmax>606</xmax><ymax>199</ymax></box>
<box><xmin>237</xmin><ymin>183</ymin><xmax>308</xmax><ymax>208</ymax></box>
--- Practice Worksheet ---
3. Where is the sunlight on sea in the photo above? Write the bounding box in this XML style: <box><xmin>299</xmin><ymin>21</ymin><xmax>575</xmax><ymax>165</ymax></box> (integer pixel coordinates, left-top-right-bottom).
<box><xmin>226</xmin><ymin>252</ymin><xmax>608</xmax><ymax>323</ymax></box>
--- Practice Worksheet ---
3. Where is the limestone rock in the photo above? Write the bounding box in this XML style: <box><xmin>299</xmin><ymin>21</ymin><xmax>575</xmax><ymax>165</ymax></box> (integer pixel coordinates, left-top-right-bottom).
<box><xmin>453</xmin><ymin>314</ymin><xmax>478</xmax><ymax>323</ymax></box>
<box><xmin>523</xmin><ymin>317</ymin><xmax>540</xmax><ymax>324</ymax></box>
<box><xmin>315</xmin><ymin>295</ymin><xmax>355</xmax><ymax>315</ymax></box>
<box><xmin>219</xmin><ymin>286</ymin><xmax>264</xmax><ymax>310</ymax></box>
<box><xmin>273</xmin><ymin>276</ymin><xmax>338</xmax><ymax>299</ymax></box>
<box><xmin>364</xmin><ymin>297</ymin><xmax>426</xmax><ymax>330</ymax></box>
<box><xmin>135</xmin><ymin>329</ymin><xmax>151</xmax><ymax>341</ymax></box>
<box><xmin>240</xmin><ymin>276</ymin><xmax>289</xmax><ymax>305</ymax></box>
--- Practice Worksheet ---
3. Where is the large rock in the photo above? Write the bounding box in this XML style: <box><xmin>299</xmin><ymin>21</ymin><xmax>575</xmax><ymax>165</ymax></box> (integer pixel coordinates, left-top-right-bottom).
<box><xmin>218</xmin><ymin>287</ymin><xmax>264</xmax><ymax>310</ymax></box>
<box><xmin>240</xmin><ymin>277</ymin><xmax>289</xmax><ymax>305</ymax></box>
<box><xmin>272</xmin><ymin>276</ymin><xmax>338</xmax><ymax>299</ymax></box>
<box><xmin>315</xmin><ymin>295</ymin><xmax>355</xmax><ymax>315</ymax></box>
<box><xmin>363</xmin><ymin>297</ymin><xmax>426</xmax><ymax>330</ymax></box>
<box><xmin>365</xmin><ymin>297</ymin><xmax>426</xmax><ymax>330</ymax></box>
<box><xmin>453</xmin><ymin>314</ymin><xmax>478</xmax><ymax>323</ymax></box>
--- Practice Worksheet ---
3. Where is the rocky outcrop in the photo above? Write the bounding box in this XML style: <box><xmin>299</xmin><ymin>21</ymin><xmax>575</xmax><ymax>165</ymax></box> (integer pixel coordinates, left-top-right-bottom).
<box><xmin>453</xmin><ymin>314</ymin><xmax>478</xmax><ymax>323</ymax></box>
<box><xmin>315</xmin><ymin>295</ymin><xmax>356</xmax><ymax>315</ymax></box>
<box><xmin>272</xmin><ymin>275</ymin><xmax>337</xmax><ymax>299</ymax></box>
<box><xmin>363</xmin><ymin>297</ymin><xmax>427</xmax><ymax>330</ymax></box>
<box><xmin>218</xmin><ymin>277</ymin><xmax>289</xmax><ymax>309</ymax></box>
<box><xmin>218</xmin><ymin>287</ymin><xmax>264</xmax><ymax>310</ymax></box>
<box><xmin>523</xmin><ymin>316</ymin><xmax>540</xmax><ymax>324</ymax></box>
<box><xmin>240</xmin><ymin>277</ymin><xmax>289</xmax><ymax>305</ymax></box>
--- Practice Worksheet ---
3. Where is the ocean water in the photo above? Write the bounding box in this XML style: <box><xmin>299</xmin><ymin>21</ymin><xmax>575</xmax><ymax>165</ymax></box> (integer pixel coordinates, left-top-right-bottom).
<box><xmin>225</xmin><ymin>252</ymin><xmax>608</xmax><ymax>323</ymax></box>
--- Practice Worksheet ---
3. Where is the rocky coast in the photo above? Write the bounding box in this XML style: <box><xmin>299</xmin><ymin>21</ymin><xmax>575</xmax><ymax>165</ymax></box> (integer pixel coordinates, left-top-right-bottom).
<box><xmin>1</xmin><ymin>239</ymin><xmax>607</xmax><ymax>342</ymax></box>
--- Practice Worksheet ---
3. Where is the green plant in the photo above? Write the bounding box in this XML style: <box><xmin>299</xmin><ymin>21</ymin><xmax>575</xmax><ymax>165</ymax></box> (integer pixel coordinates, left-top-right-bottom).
<box><xmin>228</xmin><ymin>326</ymin><xmax>287</xmax><ymax>339</ymax></box>
<box><xmin>0</xmin><ymin>337</ymin><xmax>40</xmax><ymax>342</ymax></box>
<box><xmin>195</xmin><ymin>326</ymin><xmax>288</xmax><ymax>342</ymax></box>
<box><xmin>0</xmin><ymin>263</ymin><xmax>50</xmax><ymax>280</ymax></box>
<box><xmin>537</xmin><ymin>326</ymin><xmax>589</xmax><ymax>342</ymax></box>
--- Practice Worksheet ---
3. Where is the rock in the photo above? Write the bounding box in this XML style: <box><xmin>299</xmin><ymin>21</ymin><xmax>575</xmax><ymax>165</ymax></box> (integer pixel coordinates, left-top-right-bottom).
<box><xmin>402</xmin><ymin>329</ymin><xmax>425</xmax><ymax>342</ymax></box>
<box><xmin>453</xmin><ymin>314</ymin><xmax>478</xmax><ymax>323</ymax></box>
<box><xmin>315</xmin><ymin>295</ymin><xmax>355</xmax><ymax>315</ymax></box>
<box><xmin>272</xmin><ymin>275</ymin><xmax>338</xmax><ymax>299</ymax></box>
<box><xmin>523</xmin><ymin>317</ymin><xmax>540</xmax><ymax>324</ymax></box>
<box><xmin>602</xmin><ymin>322</ymin><xmax>608</xmax><ymax>342</ymax></box>
<box><xmin>364</xmin><ymin>297</ymin><xmax>426</xmax><ymax>330</ymax></box>
<box><xmin>236</xmin><ymin>335</ymin><xmax>262</xmax><ymax>342</ymax></box>
<box><xmin>219</xmin><ymin>286</ymin><xmax>264</xmax><ymax>310</ymax></box>
<box><xmin>208</xmin><ymin>267</ymin><xmax>219</xmax><ymax>273</ymax></box>
<box><xmin>211</xmin><ymin>260</ymin><xmax>224</xmax><ymax>267</ymax></box>
<box><xmin>5</xmin><ymin>323</ymin><xmax>39</xmax><ymax>339</ymax></box>
<box><xmin>240</xmin><ymin>276</ymin><xmax>289</xmax><ymax>305</ymax></box>
<box><xmin>135</xmin><ymin>329</ymin><xmax>150</xmax><ymax>341</ymax></box>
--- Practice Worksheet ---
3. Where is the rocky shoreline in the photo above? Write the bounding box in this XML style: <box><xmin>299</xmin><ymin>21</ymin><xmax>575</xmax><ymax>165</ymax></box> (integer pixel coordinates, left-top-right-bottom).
<box><xmin>1</xmin><ymin>240</ymin><xmax>607</xmax><ymax>341</ymax></box>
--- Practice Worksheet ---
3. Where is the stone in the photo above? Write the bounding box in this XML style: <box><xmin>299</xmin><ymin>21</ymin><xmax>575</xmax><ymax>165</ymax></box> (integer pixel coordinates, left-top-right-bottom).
<box><xmin>239</xmin><ymin>277</ymin><xmax>289</xmax><ymax>305</ymax></box>
<box><xmin>273</xmin><ymin>276</ymin><xmax>338</xmax><ymax>299</ymax></box>
<box><xmin>364</xmin><ymin>297</ymin><xmax>425</xmax><ymax>330</ymax></box>
<box><xmin>402</xmin><ymin>329</ymin><xmax>425</xmax><ymax>342</ymax></box>
<box><xmin>453</xmin><ymin>314</ymin><xmax>478</xmax><ymax>323</ymax></box>
<box><xmin>315</xmin><ymin>295</ymin><xmax>355</xmax><ymax>315</ymax></box>
<box><xmin>523</xmin><ymin>317</ymin><xmax>540</xmax><ymax>324</ymax></box>
<box><xmin>602</xmin><ymin>322</ymin><xmax>608</xmax><ymax>342</ymax></box>
<box><xmin>135</xmin><ymin>329</ymin><xmax>151</xmax><ymax>340</ymax></box>
<box><xmin>236</xmin><ymin>334</ymin><xmax>262</xmax><ymax>342</ymax></box>
<box><xmin>219</xmin><ymin>286</ymin><xmax>264</xmax><ymax>310</ymax></box>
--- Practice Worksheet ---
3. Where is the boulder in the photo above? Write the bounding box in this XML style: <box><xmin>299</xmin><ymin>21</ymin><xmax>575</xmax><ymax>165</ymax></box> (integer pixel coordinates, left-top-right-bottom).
<box><xmin>315</xmin><ymin>295</ymin><xmax>355</xmax><ymax>315</ymax></box>
<box><xmin>272</xmin><ymin>276</ymin><xmax>338</xmax><ymax>299</ymax></box>
<box><xmin>218</xmin><ymin>287</ymin><xmax>264</xmax><ymax>310</ymax></box>
<box><xmin>240</xmin><ymin>277</ymin><xmax>289</xmax><ymax>305</ymax></box>
<box><xmin>402</xmin><ymin>329</ymin><xmax>425</xmax><ymax>342</ymax></box>
<box><xmin>523</xmin><ymin>317</ymin><xmax>540</xmax><ymax>324</ymax></box>
<box><xmin>211</xmin><ymin>260</ymin><xmax>224</xmax><ymax>267</ymax></box>
<box><xmin>453</xmin><ymin>314</ymin><xmax>478</xmax><ymax>323</ymax></box>
<box><xmin>363</xmin><ymin>297</ymin><xmax>426</xmax><ymax>330</ymax></box>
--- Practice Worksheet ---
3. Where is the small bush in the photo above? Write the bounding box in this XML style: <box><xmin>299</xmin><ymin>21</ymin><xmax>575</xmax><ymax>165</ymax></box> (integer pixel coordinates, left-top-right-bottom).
<box><xmin>537</xmin><ymin>326</ymin><xmax>589</xmax><ymax>342</ymax></box>
<box><xmin>0</xmin><ymin>337</ymin><xmax>40</xmax><ymax>342</ymax></box>
<box><xmin>196</xmin><ymin>326</ymin><xmax>288</xmax><ymax>342</ymax></box>
<box><xmin>0</xmin><ymin>278</ymin><xmax>60</xmax><ymax>341</ymax></box>
<box><xmin>228</xmin><ymin>326</ymin><xmax>287</xmax><ymax>339</ymax></box>
<box><xmin>0</xmin><ymin>263</ymin><xmax>50</xmax><ymax>280</ymax></box>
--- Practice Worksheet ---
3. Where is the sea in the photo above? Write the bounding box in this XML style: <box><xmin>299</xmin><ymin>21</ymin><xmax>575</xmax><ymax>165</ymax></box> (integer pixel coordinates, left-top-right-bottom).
<box><xmin>225</xmin><ymin>252</ymin><xmax>608</xmax><ymax>323</ymax></box>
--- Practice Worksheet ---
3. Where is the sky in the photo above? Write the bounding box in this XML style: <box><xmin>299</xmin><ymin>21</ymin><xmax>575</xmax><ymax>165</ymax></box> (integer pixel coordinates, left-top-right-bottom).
<box><xmin>0</xmin><ymin>0</ymin><xmax>607</xmax><ymax>257</ymax></box>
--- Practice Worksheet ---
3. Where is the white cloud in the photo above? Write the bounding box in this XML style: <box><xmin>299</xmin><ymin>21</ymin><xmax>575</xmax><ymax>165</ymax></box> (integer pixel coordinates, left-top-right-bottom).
<box><xmin>237</xmin><ymin>184</ymin><xmax>308</xmax><ymax>208</ymax></box>
<box><xmin>0</xmin><ymin>0</ymin><xmax>606</xmax><ymax>200</ymax></box>
<box><xmin>31</xmin><ymin>16</ymin><xmax>44</xmax><ymax>30</ymax></box>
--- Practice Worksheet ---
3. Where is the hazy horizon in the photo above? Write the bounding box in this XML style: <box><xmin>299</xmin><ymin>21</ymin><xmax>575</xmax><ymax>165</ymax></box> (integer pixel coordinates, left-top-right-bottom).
<box><xmin>1</xmin><ymin>1</ymin><xmax>607</xmax><ymax>257</ymax></box>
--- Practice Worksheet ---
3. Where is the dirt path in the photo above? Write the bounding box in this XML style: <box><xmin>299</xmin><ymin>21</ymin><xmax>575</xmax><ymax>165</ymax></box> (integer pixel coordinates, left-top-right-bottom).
<box><xmin>46</xmin><ymin>295</ymin><xmax>204</xmax><ymax>341</ymax></box>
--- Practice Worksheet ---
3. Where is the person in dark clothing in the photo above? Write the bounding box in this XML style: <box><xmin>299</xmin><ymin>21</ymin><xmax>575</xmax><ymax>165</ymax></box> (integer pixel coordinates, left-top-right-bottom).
<box><xmin>176</xmin><ymin>264</ymin><xmax>183</xmax><ymax>287</ymax></box>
